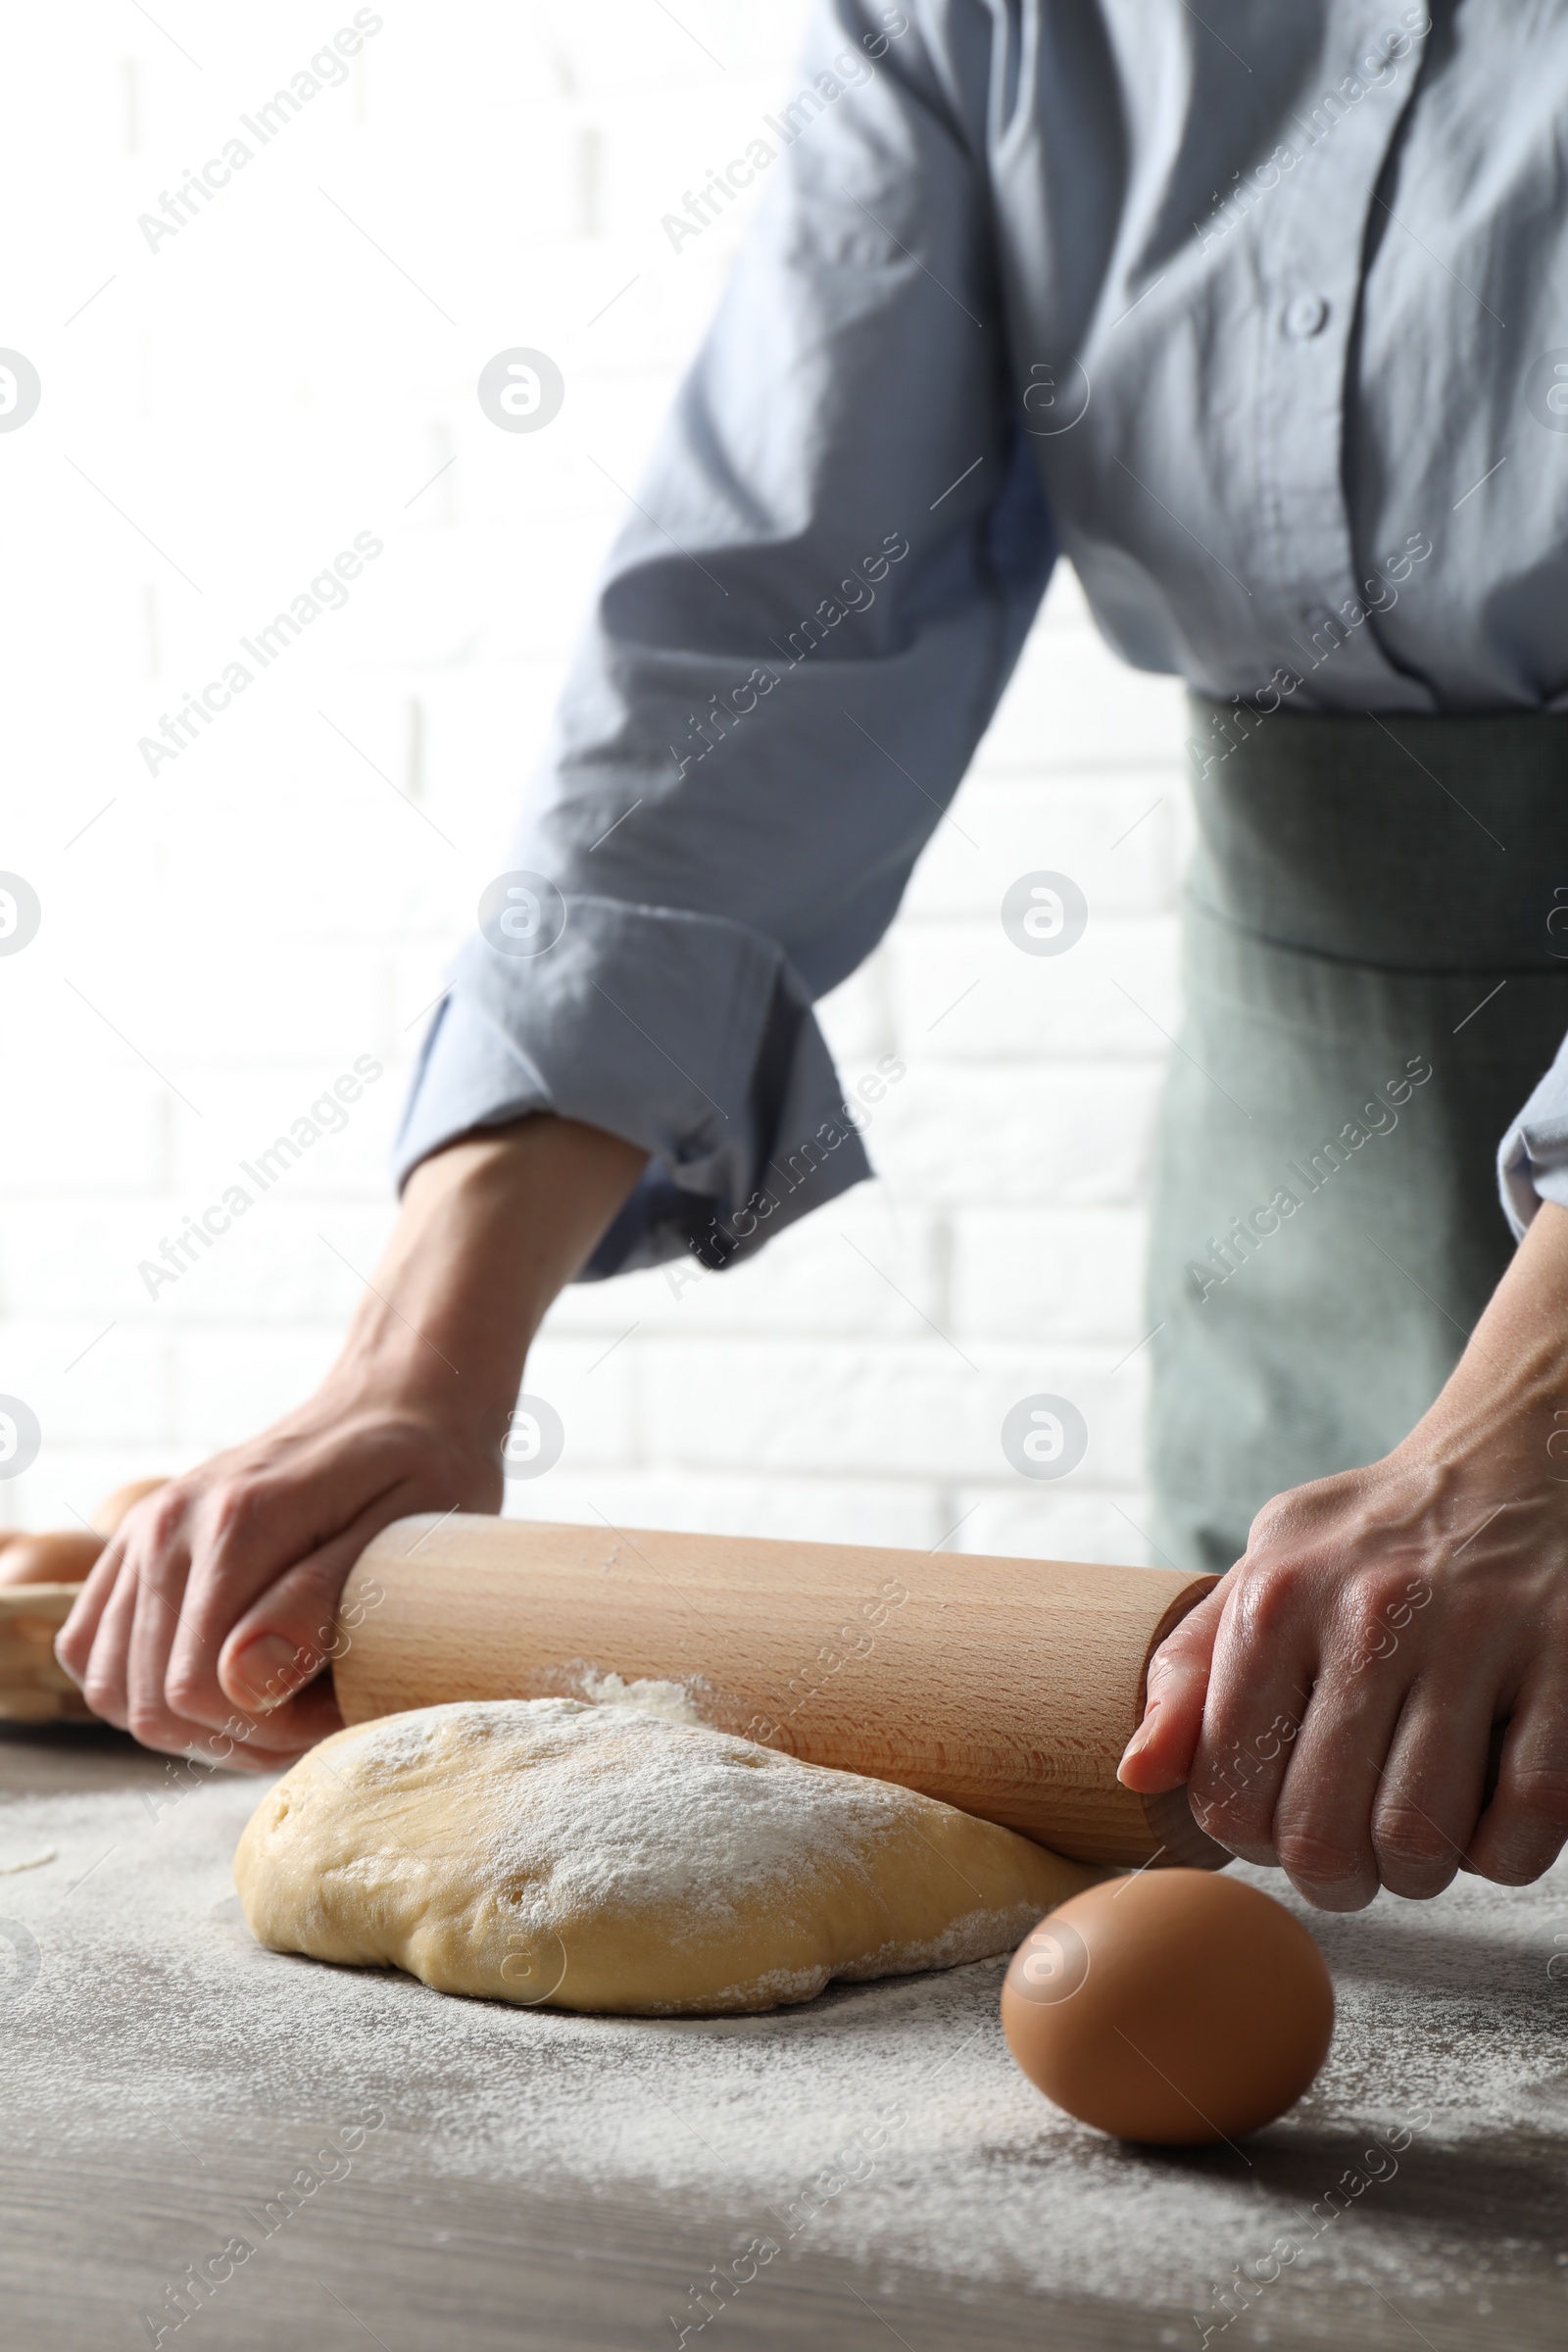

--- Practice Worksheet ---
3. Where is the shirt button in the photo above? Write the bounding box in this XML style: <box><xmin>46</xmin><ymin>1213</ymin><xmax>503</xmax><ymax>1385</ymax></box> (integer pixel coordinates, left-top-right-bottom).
<box><xmin>1284</xmin><ymin>293</ymin><xmax>1330</xmax><ymax>339</ymax></box>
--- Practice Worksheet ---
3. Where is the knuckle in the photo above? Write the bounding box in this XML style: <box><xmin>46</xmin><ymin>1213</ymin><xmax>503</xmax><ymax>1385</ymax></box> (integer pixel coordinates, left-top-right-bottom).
<box><xmin>1350</xmin><ymin>1570</ymin><xmax>1421</xmax><ymax>1635</ymax></box>
<box><xmin>1244</xmin><ymin>1478</ymin><xmax>1335</xmax><ymax>1558</ymax></box>
<box><xmin>140</xmin><ymin>1488</ymin><xmax>192</xmax><ymax>1548</ymax></box>
<box><xmin>1186</xmin><ymin>1777</ymin><xmax>1235</xmax><ymax>1832</ymax></box>
<box><xmin>205</xmin><ymin>1478</ymin><xmax>270</xmax><ymax>1547</ymax></box>
<box><xmin>1502</xmin><ymin>1765</ymin><xmax>1568</xmax><ymax>1826</ymax></box>
<box><xmin>1379</xmin><ymin>1854</ymin><xmax>1458</xmax><ymax>1899</ymax></box>
<box><xmin>1274</xmin><ymin>1823</ymin><xmax>1365</xmax><ymax>1889</ymax></box>
<box><xmin>1244</xmin><ymin>1503</ymin><xmax>1291</xmax><ymax>1557</ymax></box>
<box><xmin>1340</xmin><ymin>1590</ymin><xmax>1399</xmax><ymax>1664</ymax></box>
<box><xmin>1232</xmin><ymin>1561</ymin><xmax>1300</xmax><ymax>1640</ymax></box>
<box><xmin>163</xmin><ymin>1669</ymin><xmax>208</xmax><ymax>1718</ymax></box>
<box><xmin>1189</xmin><ymin>1764</ymin><xmax>1268</xmax><ymax>1837</ymax></box>
<box><xmin>1473</xmin><ymin>1832</ymin><xmax>1563</xmax><ymax>1887</ymax></box>
<box><xmin>1294</xmin><ymin>1874</ymin><xmax>1376</xmax><ymax>1914</ymax></box>
<box><xmin>126</xmin><ymin>1701</ymin><xmax>176</xmax><ymax>1749</ymax></box>
<box><xmin>1372</xmin><ymin>1805</ymin><xmax>1456</xmax><ymax>1876</ymax></box>
<box><xmin>1190</xmin><ymin>1788</ymin><xmax>1271</xmax><ymax>1852</ymax></box>
<box><xmin>1145</xmin><ymin>1634</ymin><xmax>1195</xmax><ymax>1686</ymax></box>
<box><xmin>82</xmin><ymin>1672</ymin><xmax>124</xmax><ymax>1723</ymax></box>
<box><xmin>1211</xmin><ymin>1837</ymin><xmax>1281</xmax><ymax>1870</ymax></box>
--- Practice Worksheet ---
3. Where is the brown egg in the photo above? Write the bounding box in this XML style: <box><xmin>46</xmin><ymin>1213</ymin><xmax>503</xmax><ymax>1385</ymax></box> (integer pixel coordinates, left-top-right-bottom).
<box><xmin>1001</xmin><ymin>1869</ymin><xmax>1334</xmax><ymax>2144</ymax></box>
<box><xmin>0</xmin><ymin>1529</ymin><xmax>106</xmax><ymax>1589</ymax></box>
<box><xmin>90</xmin><ymin>1476</ymin><xmax>169</xmax><ymax>1536</ymax></box>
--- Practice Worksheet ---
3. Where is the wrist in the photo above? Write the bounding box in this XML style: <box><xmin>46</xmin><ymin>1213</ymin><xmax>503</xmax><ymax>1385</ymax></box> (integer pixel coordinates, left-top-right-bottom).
<box><xmin>321</xmin><ymin>1111</ymin><xmax>645</xmax><ymax>1432</ymax></box>
<box><xmin>1384</xmin><ymin>1203</ymin><xmax>1568</xmax><ymax>1492</ymax></box>
<box><xmin>324</xmin><ymin>1315</ymin><xmax>525</xmax><ymax>1431</ymax></box>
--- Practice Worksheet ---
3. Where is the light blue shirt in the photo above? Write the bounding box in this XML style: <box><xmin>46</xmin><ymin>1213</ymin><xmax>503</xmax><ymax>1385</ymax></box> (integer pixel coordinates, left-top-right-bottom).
<box><xmin>394</xmin><ymin>0</ymin><xmax>1568</xmax><ymax>1270</ymax></box>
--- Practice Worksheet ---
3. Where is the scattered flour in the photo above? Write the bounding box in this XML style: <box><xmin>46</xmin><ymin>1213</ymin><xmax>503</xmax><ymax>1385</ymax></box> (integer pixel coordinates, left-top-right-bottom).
<box><xmin>1</xmin><ymin>1765</ymin><xmax>1565</xmax><ymax>2334</ymax></box>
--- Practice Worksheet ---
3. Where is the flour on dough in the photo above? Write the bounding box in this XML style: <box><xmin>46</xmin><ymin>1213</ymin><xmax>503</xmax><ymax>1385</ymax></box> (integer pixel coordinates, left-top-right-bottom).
<box><xmin>576</xmin><ymin>1670</ymin><xmax>703</xmax><ymax>1725</ymax></box>
<box><xmin>233</xmin><ymin>1698</ymin><xmax>1098</xmax><ymax>2016</ymax></box>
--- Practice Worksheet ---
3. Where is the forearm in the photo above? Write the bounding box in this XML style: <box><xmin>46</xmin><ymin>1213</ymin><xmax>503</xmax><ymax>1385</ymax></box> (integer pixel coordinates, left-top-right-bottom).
<box><xmin>330</xmin><ymin>1113</ymin><xmax>648</xmax><ymax>1426</ymax></box>
<box><xmin>1397</xmin><ymin>1200</ymin><xmax>1568</xmax><ymax>1480</ymax></box>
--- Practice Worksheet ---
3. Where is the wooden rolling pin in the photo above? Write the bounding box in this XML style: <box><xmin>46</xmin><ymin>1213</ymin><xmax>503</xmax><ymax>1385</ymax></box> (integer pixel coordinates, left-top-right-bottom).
<box><xmin>336</xmin><ymin>1516</ymin><xmax>1225</xmax><ymax>1870</ymax></box>
<box><xmin>0</xmin><ymin>1586</ymin><xmax>96</xmax><ymax>1725</ymax></box>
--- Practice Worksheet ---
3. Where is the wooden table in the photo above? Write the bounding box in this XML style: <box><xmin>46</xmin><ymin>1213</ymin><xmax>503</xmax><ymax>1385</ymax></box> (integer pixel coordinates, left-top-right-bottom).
<box><xmin>0</xmin><ymin>1724</ymin><xmax>1563</xmax><ymax>2351</ymax></box>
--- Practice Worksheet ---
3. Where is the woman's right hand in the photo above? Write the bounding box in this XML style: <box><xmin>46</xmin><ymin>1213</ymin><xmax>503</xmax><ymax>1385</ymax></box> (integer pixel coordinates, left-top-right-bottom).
<box><xmin>56</xmin><ymin>1113</ymin><xmax>647</xmax><ymax>1768</ymax></box>
<box><xmin>57</xmin><ymin>1384</ymin><xmax>505</xmax><ymax>1770</ymax></box>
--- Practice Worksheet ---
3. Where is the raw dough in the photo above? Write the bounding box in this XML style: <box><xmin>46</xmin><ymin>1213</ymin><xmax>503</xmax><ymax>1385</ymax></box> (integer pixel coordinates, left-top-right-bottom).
<box><xmin>234</xmin><ymin>1698</ymin><xmax>1098</xmax><ymax>2016</ymax></box>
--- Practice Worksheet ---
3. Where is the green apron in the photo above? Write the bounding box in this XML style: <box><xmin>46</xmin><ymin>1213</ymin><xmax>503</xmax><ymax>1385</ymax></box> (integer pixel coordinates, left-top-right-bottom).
<box><xmin>1148</xmin><ymin>698</ymin><xmax>1568</xmax><ymax>1578</ymax></box>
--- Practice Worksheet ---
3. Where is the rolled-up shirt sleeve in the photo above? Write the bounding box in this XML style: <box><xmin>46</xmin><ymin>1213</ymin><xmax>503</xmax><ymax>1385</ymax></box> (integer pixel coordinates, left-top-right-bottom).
<box><xmin>1498</xmin><ymin>1035</ymin><xmax>1568</xmax><ymax>1239</ymax></box>
<box><xmin>392</xmin><ymin>0</ymin><xmax>1054</xmax><ymax>1276</ymax></box>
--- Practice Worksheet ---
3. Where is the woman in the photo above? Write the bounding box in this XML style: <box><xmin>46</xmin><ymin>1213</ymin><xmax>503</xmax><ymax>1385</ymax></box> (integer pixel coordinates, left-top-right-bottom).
<box><xmin>61</xmin><ymin>0</ymin><xmax>1568</xmax><ymax>1912</ymax></box>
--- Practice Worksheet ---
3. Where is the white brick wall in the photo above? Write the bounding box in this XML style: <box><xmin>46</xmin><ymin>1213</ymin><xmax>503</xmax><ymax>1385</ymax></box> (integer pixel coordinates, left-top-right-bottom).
<box><xmin>0</xmin><ymin>1</ymin><xmax>1190</xmax><ymax>1567</ymax></box>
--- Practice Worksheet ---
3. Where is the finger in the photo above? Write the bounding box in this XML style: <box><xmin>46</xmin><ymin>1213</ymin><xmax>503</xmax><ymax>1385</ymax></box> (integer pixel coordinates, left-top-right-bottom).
<box><xmin>167</xmin><ymin>1677</ymin><xmax>344</xmax><ymax>1773</ymax></box>
<box><xmin>226</xmin><ymin>1676</ymin><xmax>345</xmax><ymax>1755</ymax></box>
<box><xmin>1268</xmin><ymin>1637</ymin><xmax>1417</xmax><ymax>1910</ymax></box>
<box><xmin>214</xmin><ymin>1503</ymin><xmax>400</xmax><ymax>1714</ymax></box>
<box><xmin>116</xmin><ymin>1551</ymin><xmax>318</xmax><ymax>1763</ymax></box>
<box><xmin>96</xmin><ymin>1506</ymin><xmax>330</xmax><ymax>1763</ymax></box>
<box><xmin>1369</xmin><ymin>1678</ymin><xmax>1495</xmax><ymax>1899</ymax></box>
<box><xmin>1188</xmin><ymin>1705</ymin><xmax>1316</xmax><ymax>1858</ymax></box>
<box><xmin>60</xmin><ymin>1477</ymin><xmax>199</xmax><ymax>1689</ymax></box>
<box><xmin>165</xmin><ymin>1457</ymin><xmax>406</xmax><ymax>1728</ymax></box>
<box><xmin>1117</xmin><ymin>1579</ymin><xmax>1231</xmax><ymax>1792</ymax></box>
<box><xmin>57</xmin><ymin>1529</ymin><xmax>136</xmax><ymax>1684</ymax></box>
<box><xmin>1177</xmin><ymin>1572</ymin><xmax>1316</xmax><ymax>1852</ymax></box>
<box><xmin>197</xmin><ymin>1736</ymin><xmax>314</xmax><ymax>1775</ymax></box>
<box><xmin>77</xmin><ymin>1551</ymin><xmax>146</xmax><ymax>1729</ymax></box>
<box><xmin>122</xmin><ymin>1542</ymin><xmax>199</xmax><ymax>1752</ymax></box>
<box><xmin>1465</xmin><ymin>1684</ymin><xmax>1568</xmax><ymax>1886</ymax></box>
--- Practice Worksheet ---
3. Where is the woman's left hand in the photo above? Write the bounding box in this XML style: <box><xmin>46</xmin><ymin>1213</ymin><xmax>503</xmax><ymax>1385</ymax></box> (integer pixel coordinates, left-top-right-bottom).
<box><xmin>1118</xmin><ymin>1200</ymin><xmax>1568</xmax><ymax>1909</ymax></box>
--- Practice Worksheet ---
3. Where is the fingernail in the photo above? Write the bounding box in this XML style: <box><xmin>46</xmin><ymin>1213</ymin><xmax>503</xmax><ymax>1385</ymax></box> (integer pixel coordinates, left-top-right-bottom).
<box><xmin>1118</xmin><ymin>1702</ymin><xmax>1160</xmax><ymax>1768</ymax></box>
<box><xmin>227</xmin><ymin>1634</ymin><xmax>306</xmax><ymax>1712</ymax></box>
